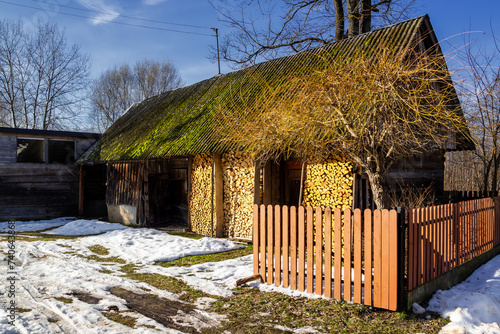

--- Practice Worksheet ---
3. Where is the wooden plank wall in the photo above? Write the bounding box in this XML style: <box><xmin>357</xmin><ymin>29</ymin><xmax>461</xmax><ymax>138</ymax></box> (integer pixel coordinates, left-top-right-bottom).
<box><xmin>0</xmin><ymin>134</ymin><xmax>16</xmax><ymax>163</ymax></box>
<box><xmin>106</xmin><ymin>158</ymin><xmax>190</xmax><ymax>225</ymax></box>
<box><xmin>106</xmin><ymin>162</ymin><xmax>144</xmax><ymax>206</ymax></box>
<box><xmin>253</xmin><ymin>204</ymin><xmax>399</xmax><ymax>311</ymax></box>
<box><xmin>0</xmin><ymin>132</ymin><xmax>100</xmax><ymax>220</ymax></box>
<box><xmin>0</xmin><ymin>163</ymin><xmax>79</xmax><ymax>220</ymax></box>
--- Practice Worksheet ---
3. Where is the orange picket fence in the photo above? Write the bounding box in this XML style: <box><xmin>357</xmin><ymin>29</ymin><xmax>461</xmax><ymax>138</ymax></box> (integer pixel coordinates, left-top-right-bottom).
<box><xmin>407</xmin><ymin>197</ymin><xmax>500</xmax><ymax>290</ymax></box>
<box><xmin>252</xmin><ymin>204</ymin><xmax>400</xmax><ymax>311</ymax></box>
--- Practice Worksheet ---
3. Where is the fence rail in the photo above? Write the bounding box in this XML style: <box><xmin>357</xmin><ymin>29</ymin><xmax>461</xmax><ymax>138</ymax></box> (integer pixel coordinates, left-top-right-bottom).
<box><xmin>407</xmin><ymin>197</ymin><xmax>500</xmax><ymax>290</ymax></box>
<box><xmin>253</xmin><ymin>204</ymin><xmax>399</xmax><ymax>311</ymax></box>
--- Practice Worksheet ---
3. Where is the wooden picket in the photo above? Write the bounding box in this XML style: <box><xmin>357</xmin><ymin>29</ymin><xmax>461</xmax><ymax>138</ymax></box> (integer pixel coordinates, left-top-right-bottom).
<box><xmin>253</xmin><ymin>204</ymin><xmax>399</xmax><ymax>311</ymax></box>
<box><xmin>407</xmin><ymin>197</ymin><xmax>500</xmax><ymax>291</ymax></box>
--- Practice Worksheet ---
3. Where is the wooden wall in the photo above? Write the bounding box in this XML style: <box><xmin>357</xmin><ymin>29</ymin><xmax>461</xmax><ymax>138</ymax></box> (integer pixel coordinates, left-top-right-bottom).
<box><xmin>0</xmin><ymin>163</ymin><xmax>80</xmax><ymax>220</ymax></box>
<box><xmin>106</xmin><ymin>158</ymin><xmax>189</xmax><ymax>226</ymax></box>
<box><xmin>0</xmin><ymin>132</ymin><xmax>99</xmax><ymax>221</ymax></box>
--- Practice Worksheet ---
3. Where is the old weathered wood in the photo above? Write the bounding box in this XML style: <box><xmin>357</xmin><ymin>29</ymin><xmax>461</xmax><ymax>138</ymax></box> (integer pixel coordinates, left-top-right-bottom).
<box><xmin>254</xmin><ymin>161</ymin><xmax>261</xmax><ymax>205</ymax></box>
<box><xmin>236</xmin><ymin>274</ymin><xmax>262</xmax><ymax>286</ymax></box>
<box><xmin>214</xmin><ymin>153</ymin><xmax>224</xmax><ymax>238</ymax></box>
<box><xmin>263</xmin><ymin>161</ymin><xmax>272</xmax><ymax>205</ymax></box>
<box><xmin>79</xmin><ymin>165</ymin><xmax>85</xmax><ymax>216</ymax></box>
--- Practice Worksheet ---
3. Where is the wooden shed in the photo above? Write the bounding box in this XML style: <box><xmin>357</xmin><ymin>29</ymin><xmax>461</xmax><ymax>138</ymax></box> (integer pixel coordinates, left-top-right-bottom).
<box><xmin>78</xmin><ymin>15</ymin><xmax>472</xmax><ymax>238</ymax></box>
<box><xmin>0</xmin><ymin>127</ymin><xmax>101</xmax><ymax>220</ymax></box>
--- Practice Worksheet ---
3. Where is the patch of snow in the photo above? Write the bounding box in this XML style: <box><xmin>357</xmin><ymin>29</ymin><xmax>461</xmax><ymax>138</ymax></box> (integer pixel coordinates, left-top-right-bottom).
<box><xmin>70</xmin><ymin>228</ymin><xmax>242</xmax><ymax>264</ymax></box>
<box><xmin>427</xmin><ymin>254</ymin><xmax>500</xmax><ymax>334</ymax></box>
<box><xmin>0</xmin><ymin>217</ymin><xmax>74</xmax><ymax>232</ymax></box>
<box><xmin>46</xmin><ymin>219</ymin><xmax>130</xmax><ymax>236</ymax></box>
<box><xmin>412</xmin><ymin>302</ymin><xmax>426</xmax><ymax>315</ymax></box>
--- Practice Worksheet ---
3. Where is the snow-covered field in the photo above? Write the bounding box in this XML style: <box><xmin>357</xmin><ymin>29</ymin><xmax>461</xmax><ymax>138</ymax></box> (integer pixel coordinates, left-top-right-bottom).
<box><xmin>0</xmin><ymin>219</ymin><xmax>250</xmax><ymax>333</ymax></box>
<box><xmin>0</xmin><ymin>217</ymin><xmax>499</xmax><ymax>333</ymax></box>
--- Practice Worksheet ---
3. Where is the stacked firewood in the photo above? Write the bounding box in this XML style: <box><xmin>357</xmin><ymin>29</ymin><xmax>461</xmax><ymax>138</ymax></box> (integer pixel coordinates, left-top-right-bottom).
<box><xmin>302</xmin><ymin>157</ymin><xmax>353</xmax><ymax>210</ymax></box>
<box><xmin>222</xmin><ymin>151</ymin><xmax>255</xmax><ymax>239</ymax></box>
<box><xmin>189</xmin><ymin>153</ymin><xmax>213</xmax><ymax>235</ymax></box>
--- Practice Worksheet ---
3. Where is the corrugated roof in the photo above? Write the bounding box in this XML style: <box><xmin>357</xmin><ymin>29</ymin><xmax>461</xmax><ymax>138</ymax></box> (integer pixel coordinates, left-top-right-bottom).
<box><xmin>80</xmin><ymin>15</ymin><xmax>458</xmax><ymax>163</ymax></box>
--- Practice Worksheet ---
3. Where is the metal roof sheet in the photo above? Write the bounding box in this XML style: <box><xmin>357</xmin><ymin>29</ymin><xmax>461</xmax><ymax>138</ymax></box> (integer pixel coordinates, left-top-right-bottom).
<box><xmin>79</xmin><ymin>15</ymin><xmax>464</xmax><ymax>163</ymax></box>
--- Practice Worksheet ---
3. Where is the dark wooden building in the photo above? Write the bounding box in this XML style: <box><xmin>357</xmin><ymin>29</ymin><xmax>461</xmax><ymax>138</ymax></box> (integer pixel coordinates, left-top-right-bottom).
<box><xmin>78</xmin><ymin>15</ymin><xmax>472</xmax><ymax>238</ymax></box>
<box><xmin>0</xmin><ymin>127</ymin><xmax>101</xmax><ymax>221</ymax></box>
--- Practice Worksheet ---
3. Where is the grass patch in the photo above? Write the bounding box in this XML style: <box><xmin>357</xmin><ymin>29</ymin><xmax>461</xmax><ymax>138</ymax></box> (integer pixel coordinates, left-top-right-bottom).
<box><xmin>15</xmin><ymin>231</ymin><xmax>81</xmax><ymax>240</ymax></box>
<box><xmin>17</xmin><ymin>308</ymin><xmax>32</xmax><ymax>313</ymax></box>
<box><xmin>88</xmin><ymin>245</ymin><xmax>110</xmax><ymax>256</ymax></box>
<box><xmin>157</xmin><ymin>244</ymin><xmax>253</xmax><ymax>268</ymax></box>
<box><xmin>55</xmin><ymin>297</ymin><xmax>73</xmax><ymax>304</ymax></box>
<box><xmin>99</xmin><ymin>269</ymin><xmax>114</xmax><ymax>274</ymax></box>
<box><xmin>165</xmin><ymin>230</ymin><xmax>204</xmax><ymax>239</ymax></box>
<box><xmin>102</xmin><ymin>311</ymin><xmax>137</xmax><ymax>328</ymax></box>
<box><xmin>202</xmin><ymin>287</ymin><xmax>448</xmax><ymax>334</ymax></box>
<box><xmin>119</xmin><ymin>264</ymin><xmax>208</xmax><ymax>302</ymax></box>
<box><xmin>109</xmin><ymin>287</ymin><xmax>199</xmax><ymax>333</ymax></box>
<box><xmin>82</xmin><ymin>254</ymin><xmax>126</xmax><ymax>264</ymax></box>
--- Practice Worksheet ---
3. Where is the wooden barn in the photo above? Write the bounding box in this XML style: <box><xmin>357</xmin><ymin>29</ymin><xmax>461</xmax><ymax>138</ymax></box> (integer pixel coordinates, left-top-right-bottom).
<box><xmin>0</xmin><ymin>127</ymin><xmax>101</xmax><ymax>220</ymax></box>
<box><xmin>78</xmin><ymin>15</ymin><xmax>472</xmax><ymax>239</ymax></box>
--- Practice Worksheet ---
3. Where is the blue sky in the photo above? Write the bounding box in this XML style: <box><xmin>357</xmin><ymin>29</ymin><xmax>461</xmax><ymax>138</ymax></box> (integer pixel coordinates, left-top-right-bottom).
<box><xmin>0</xmin><ymin>0</ymin><xmax>499</xmax><ymax>86</ymax></box>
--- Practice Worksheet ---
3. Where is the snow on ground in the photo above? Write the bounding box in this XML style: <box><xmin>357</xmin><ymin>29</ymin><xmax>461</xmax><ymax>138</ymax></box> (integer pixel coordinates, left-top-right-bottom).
<box><xmin>69</xmin><ymin>228</ymin><xmax>243</xmax><ymax>264</ymax></box>
<box><xmin>46</xmin><ymin>219</ymin><xmax>130</xmax><ymax>236</ymax></box>
<box><xmin>2</xmin><ymin>217</ymin><xmax>500</xmax><ymax>333</ymax></box>
<box><xmin>0</xmin><ymin>218</ymin><xmax>244</xmax><ymax>333</ymax></box>
<box><xmin>0</xmin><ymin>217</ymin><xmax>74</xmax><ymax>233</ymax></box>
<box><xmin>426</xmin><ymin>254</ymin><xmax>500</xmax><ymax>334</ymax></box>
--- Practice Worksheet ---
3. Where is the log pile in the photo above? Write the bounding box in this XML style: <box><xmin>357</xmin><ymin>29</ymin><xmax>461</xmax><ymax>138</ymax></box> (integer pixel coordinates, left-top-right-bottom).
<box><xmin>302</xmin><ymin>157</ymin><xmax>353</xmax><ymax>210</ymax></box>
<box><xmin>222</xmin><ymin>151</ymin><xmax>255</xmax><ymax>239</ymax></box>
<box><xmin>189</xmin><ymin>154</ymin><xmax>213</xmax><ymax>235</ymax></box>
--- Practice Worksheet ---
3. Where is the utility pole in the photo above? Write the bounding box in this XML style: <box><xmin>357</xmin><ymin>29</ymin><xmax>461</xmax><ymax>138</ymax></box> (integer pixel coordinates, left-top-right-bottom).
<box><xmin>211</xmin><ymin>28</ymin><xmax>221</xmax><ymax>75</ymax></box>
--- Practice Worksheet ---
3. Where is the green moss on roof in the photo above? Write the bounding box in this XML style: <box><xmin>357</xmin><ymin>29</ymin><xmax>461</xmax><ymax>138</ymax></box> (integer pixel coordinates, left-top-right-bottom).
<box><xmin>80</xmin><ymin>15</ymin><xmax>436</xmax><ymax>163</ymax></box>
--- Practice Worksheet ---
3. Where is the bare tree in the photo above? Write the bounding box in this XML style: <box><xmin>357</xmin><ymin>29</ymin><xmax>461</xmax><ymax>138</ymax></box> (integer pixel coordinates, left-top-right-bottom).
<box><xmin>452</xmin><ymin>32</ymin><xmax>500</xmax><ymax>192</ymax></box>
<box><xmin>0</xmin><ymin>19</ymin><xmax>91</xmax><ymax>130</ymax></box>
<box><xmin>216</xmin><ymin>44</ymin><xmax>467</xmax><ymax>209</ymax></box>
<box><xmin>89</xmin><ymin>58</ymin><xmax>182</xmax><ymax>132</ymax></box>
<box><xmin>210</xmin><ymin>0</ymin><xmax>417</xmax><ymax>66</ymax></box>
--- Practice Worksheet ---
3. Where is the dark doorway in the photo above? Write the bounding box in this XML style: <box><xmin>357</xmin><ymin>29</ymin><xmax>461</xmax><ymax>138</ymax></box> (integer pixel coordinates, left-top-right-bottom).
<box><xmin>83</xmin><ymin>164</ymin><xmax>107</xmax><ymax>217</ymax></box>
<box><xmin>284</xmin><ymin>161</ymin><xmax>303</xmax><ymax>207</ymax></box>
<box><xmin>148</xmin><ymin>169</ymin><xmax>188</xmax><ymax>227</ymax></box>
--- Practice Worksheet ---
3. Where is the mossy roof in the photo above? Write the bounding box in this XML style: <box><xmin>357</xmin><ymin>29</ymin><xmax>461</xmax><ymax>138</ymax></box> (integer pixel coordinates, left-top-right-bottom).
<box><xmin>80</xmin><ymin>15</ymin><xmax>461</xmax><ymax>163</ymax></box>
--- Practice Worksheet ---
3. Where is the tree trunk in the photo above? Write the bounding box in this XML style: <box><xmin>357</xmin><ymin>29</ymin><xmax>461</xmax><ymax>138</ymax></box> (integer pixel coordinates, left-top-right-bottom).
<box><xmin>347</xmin><ymin>0</ymin><xmax>360</xmax><ymax>38</ymax></box>
<box><xmin>333</xmin><ymin>0</ymin><xmax>345</xmax><ymax>41</ymax></box>
<box><xmin>365</xmin><ymin>169</ymin><xmax>387</xmax><ymax>209</ymax></box>
<box><xmin>360</xmin><ymin>0</ymin><xmax>371</xmax><ymax>33</ymax></box>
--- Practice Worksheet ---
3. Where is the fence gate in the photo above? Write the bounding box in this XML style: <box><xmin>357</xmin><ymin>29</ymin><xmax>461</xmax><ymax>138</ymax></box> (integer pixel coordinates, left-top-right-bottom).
<box><xmin>252</xmin><ymin>204</ymin><xmax>399</xmax><ymax>311</ymax></box>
